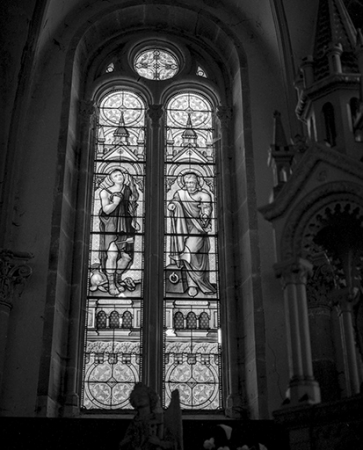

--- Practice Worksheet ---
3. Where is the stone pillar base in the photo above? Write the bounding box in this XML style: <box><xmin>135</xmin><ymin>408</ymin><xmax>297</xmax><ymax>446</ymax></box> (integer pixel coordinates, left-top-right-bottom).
<box><xmin>63</xmin><ymin>392</ymin><xmax>80</xmax><ymax>417</ymax></box>
<box><xmin>35</xmin><ymin>395</ymin><xmax>59</xmax><ymax>417</ymax></box>
<box><xmin>284</xmin><ymin>378</ymin><xmax>321</xmax><ymax>406</ymax></box>
<box><xmin>225</xmin><ymin>393</ymin><xmax>248</xmax><ymax>419</ymax></box>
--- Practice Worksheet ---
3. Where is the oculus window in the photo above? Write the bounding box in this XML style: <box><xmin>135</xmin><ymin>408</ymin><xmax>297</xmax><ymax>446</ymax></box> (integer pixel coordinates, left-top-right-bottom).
<box><xmin>134</xmin><ymin>48</ymin><xmax>179</xmax><ymax>80</ymax></box>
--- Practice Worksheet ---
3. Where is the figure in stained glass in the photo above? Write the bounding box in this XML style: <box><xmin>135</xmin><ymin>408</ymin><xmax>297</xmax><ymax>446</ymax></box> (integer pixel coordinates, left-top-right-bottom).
<box><xmin>98</xmin><ymin>167</ymin><xmax>140</xmax><ymax>295</ymax></box>
<box><xmin>168</xmin><ymin>172</ymin><xmax>216</xmax><ymax>297</ymax></box>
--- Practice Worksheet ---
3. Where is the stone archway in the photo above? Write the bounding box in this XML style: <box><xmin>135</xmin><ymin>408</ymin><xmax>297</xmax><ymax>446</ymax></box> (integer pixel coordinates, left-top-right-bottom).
<box><xmin>280</xmin><ymin>181</ymin><xmax>363</xmax><ymax>399</ymax></box>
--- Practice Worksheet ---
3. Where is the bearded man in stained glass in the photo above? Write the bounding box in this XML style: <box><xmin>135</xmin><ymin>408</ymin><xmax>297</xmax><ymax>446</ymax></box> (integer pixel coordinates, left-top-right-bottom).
<box><xmin>168</xmin><ymin>172</ymin><xmax>216</xmax><ymax>297</ymax></box>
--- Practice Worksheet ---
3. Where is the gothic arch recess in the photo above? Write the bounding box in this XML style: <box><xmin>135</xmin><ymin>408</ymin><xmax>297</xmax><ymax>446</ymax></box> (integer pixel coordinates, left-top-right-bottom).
<box><xmin>38</xmin><ymin>2</ymin><xmax>270</xmax><ymax>418</ymax></box>
<box><xmin>280</xmin><ymin>181</ymin><xmax>363</xmax><ymax>260</ymax></box>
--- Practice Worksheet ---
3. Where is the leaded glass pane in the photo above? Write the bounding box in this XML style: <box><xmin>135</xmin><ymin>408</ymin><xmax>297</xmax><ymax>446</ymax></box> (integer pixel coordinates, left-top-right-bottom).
<box><xmin>199</xmin><ymin>312</ymin><xmax>210</xmax><ymax>330</ymax></box>
<box><xmin>122</xmin><ymin>311</ymin><xmax>133</xmax><ymax>329</ymax></box>
<box><xmin>163</xmin><ymin>92</ymin><xmax>221</xmax><ymax>410</ymax></box>
<box><xmin>81</xmin><ymin>90</ymin><xmax>146</xmax><ymax>410</ymax></box>
<box><xmin>186</xmin><ymin>312</ymin><xmax>197</xmax><ymax>329</ymax></box>
<box><xmin>174</xmin><ymin>312</ymin><xmax>184</xmax><ymax>330</ymax></box>
<box><xmin>196</xmin><ymin>66</ymin><xmax>207</xmax><ymax>78</ymax></box>
<box><xmin>109</xmin><ymin>311</ymin><xmax>120</xmax><ymax>328</ymax></box>
<box><xmin>134</xmin><ymin>49</ymin><xmax>179</xmax><ymax>80</ymax></box>
<box><xmin>106</xmin><ymin>62</ymin><xmax>114</xmax><ymax>73</ymax></box>
<box><xmin>96</xmin><ymin>310</ymin><xmax>107</xmax><ymax>329</ymax></box>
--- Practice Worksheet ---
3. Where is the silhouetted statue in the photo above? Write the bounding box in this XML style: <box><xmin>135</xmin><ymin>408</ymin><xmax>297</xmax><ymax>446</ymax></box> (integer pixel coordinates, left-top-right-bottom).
<box><xmin>120</xmin><ymin>383</ymin><xmax>183</xmax><ymax>450</ymax></box>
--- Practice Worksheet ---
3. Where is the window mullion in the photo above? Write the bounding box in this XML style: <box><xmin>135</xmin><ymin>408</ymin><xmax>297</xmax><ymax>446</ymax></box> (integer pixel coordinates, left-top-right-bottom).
<box><xmin>142</xmin><ymin>104</ymin><xmax>165</xmax><ymax>394</ymax></box>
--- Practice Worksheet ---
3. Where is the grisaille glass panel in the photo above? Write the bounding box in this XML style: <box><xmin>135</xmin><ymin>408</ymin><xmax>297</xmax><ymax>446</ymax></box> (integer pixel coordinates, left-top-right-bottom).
<box><xmin>164</xmin><ymin>92</ymin><xmax>222</xmax><ymax>410</ymax></box>
<box><xmin>134</xmin><ymin>49</ymin><xmax>179</xmax><ymax>80</ymax></box>
<box><xmin>81</xmin><ymin>90</ymin><xmax>145</xmax><ymax>410</ymax></box>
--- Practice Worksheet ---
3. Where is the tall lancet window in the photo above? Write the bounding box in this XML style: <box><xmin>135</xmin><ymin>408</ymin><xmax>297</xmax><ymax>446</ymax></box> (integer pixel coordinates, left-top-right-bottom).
<box><xmin>82</xmin><ymin>90</ymin><xmax>146</xmax><ymax>410</ymax></box>
<box><xmin>81</xmin><ymin>45</ymin><xmax>223</xmax><ymax>412</ymax></box>
<box><xmin>164</xmin><ymin>92</ymin><xmax>221</xmax><ymax>410</ymax></box>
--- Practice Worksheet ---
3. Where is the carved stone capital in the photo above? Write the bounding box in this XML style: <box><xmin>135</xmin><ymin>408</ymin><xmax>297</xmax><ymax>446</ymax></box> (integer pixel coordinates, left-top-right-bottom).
<box><xmin>79</xmin><ymin>99</ymin><xmax>96</xmax><ymax>122</ymax></box>
<box><xmin>328</xmin><ymin>288</ymin><xmax>357</xmax><ymax>311</ymax></box>
<box><xmin>147</xmin><ymin>104</ymin><xmax>164</xmax><ymax>125</ymax></box>
<box><xmin>0</xmin><ymin>249</ymin><xmax>33</xmax><ymax>309</ymax></box>
<box><xmin>225</xmin><ymin>392</ymin><xmax>248</xmax><ymax>419</ymax></box>
<box><xmin>306</xmin><ymin>252</ymin><xmax>336</xmax><ymax>308</ymax></box>
<box><xmin>274</xmin><ymin>257</ymin><xmax>313</xmax><ymax>287</ymax></box>
<box><xmin>216</xmin><ymin>105</ymin><xmax>232</xmax><ymax>126</ymax></box>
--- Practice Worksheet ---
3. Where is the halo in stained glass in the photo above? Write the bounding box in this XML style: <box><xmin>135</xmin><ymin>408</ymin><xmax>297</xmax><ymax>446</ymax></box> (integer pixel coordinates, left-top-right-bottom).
<box><xmin>134</xmin><ymin>49</ymin><xmax>179</xmax><ymax>80</ymax></box>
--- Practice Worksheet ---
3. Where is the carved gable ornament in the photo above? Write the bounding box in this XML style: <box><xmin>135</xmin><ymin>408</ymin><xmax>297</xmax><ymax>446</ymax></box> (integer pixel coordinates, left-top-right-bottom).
<box><xmin>259</xmin><ymin>143</ymin><xmax>363</xmax><ymax>260</ymax></box>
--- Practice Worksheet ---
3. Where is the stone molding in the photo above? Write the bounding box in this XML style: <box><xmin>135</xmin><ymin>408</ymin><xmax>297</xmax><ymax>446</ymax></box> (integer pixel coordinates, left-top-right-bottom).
<box><xmin>274</xmin><ymin>257</ymin><xmax>313</xmax><ymax>288</ymax></box>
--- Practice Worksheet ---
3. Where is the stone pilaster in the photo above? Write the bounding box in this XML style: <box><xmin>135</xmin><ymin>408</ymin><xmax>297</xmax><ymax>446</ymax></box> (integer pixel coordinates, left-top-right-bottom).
<box><xmin>0</xmin><ymin>249</ymin><xmax>32</xmax><ymax>389</ymax></box>
<box><xmin>329</xmin><ymin>288</ymin><xmax>361</xmax><ymax>396</ymax></box>
<box><xmin>275</xmin><ymin>257</ymin><xmax>321</xmax><ymax>406</ymax></box>
<box><xmin>144</xmin><ymin>104</ymin><xmax>164</xmax><ymax>394</ymax></box>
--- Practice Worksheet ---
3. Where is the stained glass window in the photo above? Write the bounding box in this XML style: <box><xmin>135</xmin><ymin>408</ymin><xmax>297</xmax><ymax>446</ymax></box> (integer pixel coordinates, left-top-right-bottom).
<box><xmin>164</xmin><ymin>92</ymin><xmax>222</xmax><ymax>410</ymax></box>
<box><xmin>81</xmin><ymin>90</ymin><xmax>146</xmax><ymax>410</ymax></box>
<box><xmin>199</xmin><ymin>312</ymin><xmax>210</xmax><ymax>330</ymax></box>
<box><xmin>134</xmin><ymin>49</ymin><xmax>179</xmax><ymax>80</ymax></box>
<box><xmin>82</xmin><ymin>78</ymin><xmax>222</xmax><ymax>412</ymax></box>
<box><xmin>96</xmin><ymin>310</ymin><xmax>107</xmax><ymax>329</ymax></box>
<box><xmin>106</xmin><ymin>62</ymin><xmax>114</xmax><ymax>73</ymax></box>
<box><xmin>109</xmin><ymin>311</ymin><xmax>120</xmax><ymax>328</ymax></box>
<box><xmin>174</xmin><ymin>312</ymin><xmax>184</xmax><ymax>330</ymax></box>
<box><xmin>196</xmin><ymin>65</ymin><xmax>207</xmax><ymax>78</ymax></box>
<box><xmin>122</xmin><ymin>311</ymin><xmax>133</xmax><ymax>329</ymax></box>
<box><xmin>186</xmin><ymin>312</ymin><xmax>198</xmax><ymax>329</ymax></box>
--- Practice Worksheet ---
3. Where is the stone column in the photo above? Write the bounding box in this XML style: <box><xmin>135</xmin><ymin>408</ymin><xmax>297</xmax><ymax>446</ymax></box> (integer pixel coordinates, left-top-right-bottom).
<box><xmin>327</xmin><ymin>42</ymin><xmax>343</xmax><ymax>74</ymax></box>
<box><xmin>217</xmin><ymin>106</ymin><xmax>246</xmax><ymax>418</ymax></box>
<box><xmin>300</xmin><ymin>55</ymin><xmax>314</xmax><ymax>88</ymax></box>
<box><xmin>0</xmin><ymin>250</ymin><xmax>32</xmax><ymax>390</ymax></box>
<box><xmin>306</xmin><ymin>253</ymin><xmax>340</xmax><ymax>401</ymax></box>
<box><xmin>144</xmin><ymin>104</ymin><xmax>164</xmax><ymax>395</ymax></box>
<box><xmin>329</xmin><ymin>288</ymin><xmax>361</xmax><ymax>396</ymax></box>
<box><xmin>62</xmin><ymin>99</ymin><xmax>96</xmax><ymax>416</ymax></box>
<box><xmin>275</xmin><ymin>257</ymin><xmax>321</xmax><ymax>406</ymax></box>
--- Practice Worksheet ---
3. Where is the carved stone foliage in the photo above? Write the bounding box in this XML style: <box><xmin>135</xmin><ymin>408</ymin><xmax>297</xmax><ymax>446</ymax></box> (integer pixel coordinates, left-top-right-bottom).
<box><xmin>147</xmin><ymin>104</ymin><xmax>164</xmax><ymax>124</ymax></box>
<box><xmin>274</xmin><ymin>257</ymin><xmax>313</xmax><ymax>287</ymax></box>
<box><xmin>0</xmin><ymin>250</ymin><xmax>33</xmax><ymax>309</ymax></box>
<box><xmin>306</xmin><ymin>251</ymin><xmax>336</xmax><ymax>308</ymax></box>
<box><xmin>281</xmin><ymin>182</ymin><xmax>363</xmax><ymax>260</ymax></box>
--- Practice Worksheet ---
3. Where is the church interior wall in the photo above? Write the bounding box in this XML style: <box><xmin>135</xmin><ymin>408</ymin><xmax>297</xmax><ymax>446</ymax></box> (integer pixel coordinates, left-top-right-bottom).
<box><xmin>3</xmin><ymin>5</ymin><xmax>361</xmax><ymax>446</ymax></box>
<box><xmin>0</xmin><ymin>0</ymin><xmax>292</xmax><ymax>419</ymax></box>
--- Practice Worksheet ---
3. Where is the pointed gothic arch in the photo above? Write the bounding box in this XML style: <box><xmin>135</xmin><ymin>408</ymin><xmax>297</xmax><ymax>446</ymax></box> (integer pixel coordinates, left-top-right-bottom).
<box><xmin>11</xmin><ymin>1</ymin><xmax>271</xmax><ymax>418</ymax></box>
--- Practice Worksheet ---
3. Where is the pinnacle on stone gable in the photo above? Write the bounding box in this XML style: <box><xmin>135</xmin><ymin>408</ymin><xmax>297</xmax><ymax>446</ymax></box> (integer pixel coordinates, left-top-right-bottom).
<box><xmin>272</xmin><ymin>111</ymin><xmax>289</xmax><ymax>149</ymax></box>
<box><xmin>313</xmin><ymin>0</ymin><xmax>359</xmax><ymax>80</ymax></box>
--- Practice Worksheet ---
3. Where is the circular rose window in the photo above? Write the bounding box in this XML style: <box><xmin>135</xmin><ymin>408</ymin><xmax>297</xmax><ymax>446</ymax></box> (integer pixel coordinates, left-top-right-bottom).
<box><xmin>134</xmin><ymin>48</ymin><xmax>179</xmax><ymax>80</ymax></box>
